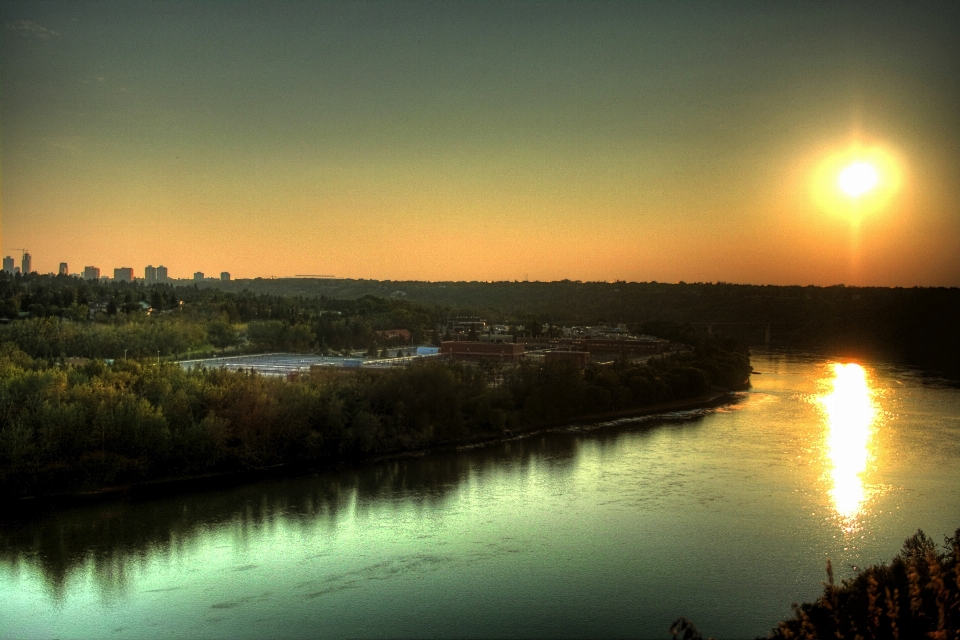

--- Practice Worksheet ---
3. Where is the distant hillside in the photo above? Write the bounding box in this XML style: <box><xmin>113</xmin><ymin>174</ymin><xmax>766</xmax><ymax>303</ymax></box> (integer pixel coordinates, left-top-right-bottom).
<box><xmin>202</xmin><ymin>278</ymin><xmax>960</xmax><ymax>376</ymax></box>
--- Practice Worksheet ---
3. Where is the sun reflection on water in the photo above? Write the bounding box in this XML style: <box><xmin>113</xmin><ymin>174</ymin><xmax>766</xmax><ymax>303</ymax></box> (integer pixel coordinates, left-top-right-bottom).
<box><xmin>817</xmin><ymin>363</ymin><xmax>879</xmax><ymax>533</ymax></box>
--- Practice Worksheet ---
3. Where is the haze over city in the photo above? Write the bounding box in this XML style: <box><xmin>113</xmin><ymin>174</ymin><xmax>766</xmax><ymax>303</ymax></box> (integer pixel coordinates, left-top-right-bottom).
<box><xmin>2</xmin><ymin>1</ymin><xmax>958</xmax><ymax>286</ymax></box>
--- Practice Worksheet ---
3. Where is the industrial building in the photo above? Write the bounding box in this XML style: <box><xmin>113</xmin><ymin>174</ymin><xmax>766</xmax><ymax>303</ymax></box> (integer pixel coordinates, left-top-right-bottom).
<box><xmin>479</xmin><ymin>333</ymin><xmax>514</xmax><ymax>343</ymax></box>
<box><xmin>545</xmin><ymin>350</ymin><xmax>591</xmax><ymax>366</ymax></box>
<box><xmin>440</xmin><ymin>341</ymin><xmax>524</xmax><ymax>362</ymax></box>
<box><xmin>445</xmin><ymin>317</ymin><xmax>487</xmax><ymax>334</ymax></box>
<box><xmin>515</xmin><ymin>336</ymin><xmax>555</xmax><ymax>349</ymax></box>
<box><xmin>570</xmin><ymin>338</ymin><xmax>663</xmax><ymax>356</ymax></box>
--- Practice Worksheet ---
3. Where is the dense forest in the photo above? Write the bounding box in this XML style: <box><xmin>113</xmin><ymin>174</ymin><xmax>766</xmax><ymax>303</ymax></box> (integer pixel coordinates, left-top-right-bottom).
<box><xmin>3</xmin><ymin>273</ymin><xmax>959</xmax><ymax>376</ymax></box>
<box><xmin>0</xmin><ymin>273</ymin><xmax>439</xmax><ymax>359</ymax></box>
<box><xmin>204</xmin><ymin>277</ymin><xmax>960</xmax><ymax>376</ymax></box>
<box><xmin>0</xmin><ymin>332</ymin><xmax>749</xmax><ymax>498</ymax></box>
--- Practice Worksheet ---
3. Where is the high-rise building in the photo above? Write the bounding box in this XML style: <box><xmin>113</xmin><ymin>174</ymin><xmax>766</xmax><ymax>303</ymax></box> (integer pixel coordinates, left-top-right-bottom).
<box><xmin>156</xmin><ymin>265</ymin><xmax>168</xmax><ymax>281</ymax></box>
<box><xmin>114</xmin><ymin>267</ymin><xmax>134</xmax><ymax>282</ymax></box>
<box><xmin>145</xmin><ymin>265</ymin><xmax>157</xmax><ymax>283</ymax></box>
<box><xmin>2</xmin><ymin>256</ymin><xmax>13</xmax><ymax>275</ymax></box>
<box><xmin>83</xmin><ymin>266</ymin><xmax>100</xmax><ymax>280</ymax></box>
<box><xmin>194</xmin><ymin>271</ymin><xmax>204</xmax><ymax>281</ymax></box>
<box><xmin>14</xmin><ymin>267</ymin><xmax>21</xmax><ymax>275</ymax></box>
<box><xmin>220</xmin><ymin>272</ymin><xmax>231</xmax><ymax>281</ymax></box>
<box><xmin>59</xmin><ymin>263</ymin><xmax>69</xmax><ymax>276</ymax></box>
<box><xmin>22</xmin><ymin>252</ymin><xmax>32</xmax><ymax>275</ymax></box>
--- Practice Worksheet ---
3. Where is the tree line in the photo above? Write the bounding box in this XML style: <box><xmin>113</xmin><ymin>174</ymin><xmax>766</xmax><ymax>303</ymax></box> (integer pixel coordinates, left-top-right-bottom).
<box><xmin>0</xmin><ymin>273</ymin><xmax>440</xmax><ymax>358</ymax></box>
<box><xmin>205</xmin><ymin>277</ymin><xmax>960</xmax><ymax>377</ymax></box>
<box><xmin>0</xmin><ymin>335</ymin><xmax>750</xmax><ymax>498</ymax></box>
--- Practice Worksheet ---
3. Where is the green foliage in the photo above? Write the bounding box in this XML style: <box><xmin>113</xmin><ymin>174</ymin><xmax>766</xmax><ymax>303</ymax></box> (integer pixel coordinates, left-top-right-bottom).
<box><xmin>503</xmin><ymin>344</ymin><xmax>748</xmax><ymax>427</ymax></box>
<box><xmin>206</xmin><ymin>318</ymin><xmax>240</xmax><ymax>348</ymax></box>
<box><xmin>0</xmin><ymin>337</ymin><xmax>749</xmax><ymax>498</ymax></box>
<box><xmin>0</xmin><ymin>274</ymin><xmax>754</xmax><ymax>498</ymax></box>
<box><xmin>0</xmin><ymin>274</ymin><xmax>439</xmax><ymax>358</ymax></box>
<box><xmin>0</xmin><ymin>317</ymin><xmax>207</xmax><ymax>359</ymax></box>
<box><xmin>194</xmin><ymin>277</ymin><xmax>960</xmax><ymax>377</ymax></box>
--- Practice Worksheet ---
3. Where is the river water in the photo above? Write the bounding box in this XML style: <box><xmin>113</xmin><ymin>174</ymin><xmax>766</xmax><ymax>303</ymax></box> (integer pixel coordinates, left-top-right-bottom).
<box><xmin>2</xmin><ymin>353</ymin><xmax>959</xmax><ymax>639</ymax></box>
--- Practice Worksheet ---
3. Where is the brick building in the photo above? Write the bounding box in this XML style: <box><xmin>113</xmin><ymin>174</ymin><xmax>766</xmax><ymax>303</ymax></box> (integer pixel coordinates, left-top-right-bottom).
<box><xmin>440</xmin><ymin>341</ymin><xmax>524</xmax><ymax>362</ymax></box>
<box><xmin>545</xmin><ymin>350</ymin><xmax>591</xmax><ymax>366</ymax></box>
<box><xmin>570</xmin><ymin>338</ymin><xmax>663</xmax><ymax>356</ymax></box>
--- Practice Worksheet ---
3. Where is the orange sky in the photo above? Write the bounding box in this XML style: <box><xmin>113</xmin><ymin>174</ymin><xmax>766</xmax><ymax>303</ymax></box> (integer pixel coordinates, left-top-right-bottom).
<box><xmin>3</xmin><ymin>2</ymin><xmax>959</xmax><ymax>285</ymax></box>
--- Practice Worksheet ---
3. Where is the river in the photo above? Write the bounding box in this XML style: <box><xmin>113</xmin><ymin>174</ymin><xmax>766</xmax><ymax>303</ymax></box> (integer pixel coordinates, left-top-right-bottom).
<box><xmin>2</xmin><ymin>352</ymin><xmax>959</xmax><ymax>638</ymax></box>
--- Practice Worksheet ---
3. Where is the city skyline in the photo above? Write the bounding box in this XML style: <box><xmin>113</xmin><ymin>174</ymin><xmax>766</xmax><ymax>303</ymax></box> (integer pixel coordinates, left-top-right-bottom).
<box><xmin>2</xmin><ymin>1</ymin><xmax>959</xmax><ymax>286</ymax></box>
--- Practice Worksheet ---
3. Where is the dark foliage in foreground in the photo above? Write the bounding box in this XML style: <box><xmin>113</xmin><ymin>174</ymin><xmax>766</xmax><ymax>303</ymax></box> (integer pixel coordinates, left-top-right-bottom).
<box><xmin>769</xmin><ymin>530</ymin><xmax>960</xmax><ymax>640</ymax></box>
<box><xmin>0</xmin><ymin>339</ymin><xmax>749</xmax><ymax>498</ymax></box>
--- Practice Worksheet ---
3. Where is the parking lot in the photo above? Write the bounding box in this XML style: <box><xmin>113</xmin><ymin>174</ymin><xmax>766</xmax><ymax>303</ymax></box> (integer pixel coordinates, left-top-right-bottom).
<box><xmin>178</xmin><ymin>351</ymin><xmax>437</xmax><ymax>376</ymax></box>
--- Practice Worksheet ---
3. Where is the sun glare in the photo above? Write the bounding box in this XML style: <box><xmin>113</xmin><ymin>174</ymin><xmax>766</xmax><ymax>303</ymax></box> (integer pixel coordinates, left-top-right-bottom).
<box><xmin>838</xmin><ymin>162</ymin><xmax>879</xmax><ymax>198</ymax></box>
<box><xmin>818</xmin><ymin>362</ymin><xmax>878</xmax><ymax>533</ymax></box>
<box><xmin>810</xmin><ymin>142</ymin><xmax>903</xmax><ymax>219</ymax></box>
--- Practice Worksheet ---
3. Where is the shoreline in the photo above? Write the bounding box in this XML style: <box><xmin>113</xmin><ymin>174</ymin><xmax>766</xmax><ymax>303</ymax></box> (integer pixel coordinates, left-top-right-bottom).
<box><xmin>6</xmin><ymin>390</ymin><xmax>743</xmax><ymax>511</ymax></box>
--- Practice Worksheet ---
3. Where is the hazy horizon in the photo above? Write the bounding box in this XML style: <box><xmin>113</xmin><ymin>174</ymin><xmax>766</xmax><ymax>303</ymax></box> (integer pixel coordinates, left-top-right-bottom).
<box><xmin>3</xmin><ymin>1</ymin><xmax>959</xmax><ymax>286</ymax></box>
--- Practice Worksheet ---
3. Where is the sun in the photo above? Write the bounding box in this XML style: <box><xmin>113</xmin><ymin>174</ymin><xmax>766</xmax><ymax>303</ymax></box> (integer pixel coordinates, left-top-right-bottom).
<box><xmin>809</xmin><ymin>142</ymin><xmax>903</xmax><ymax>218</ymax></box>
<box><xmin>838</xmin><ymin>162</ymin><xmax>879</xmax><ymax>198</ymax></box>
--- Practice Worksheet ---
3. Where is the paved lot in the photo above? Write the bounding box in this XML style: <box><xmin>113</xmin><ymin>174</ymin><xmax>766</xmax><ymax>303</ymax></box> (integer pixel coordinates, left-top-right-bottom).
<box><xmin>178</xmin><ymin>352</ymin><xmax>436</xmax><ymax>376</ymax></box>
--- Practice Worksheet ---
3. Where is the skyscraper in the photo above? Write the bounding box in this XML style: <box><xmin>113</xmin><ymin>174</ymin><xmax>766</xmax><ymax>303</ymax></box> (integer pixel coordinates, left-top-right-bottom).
<box><xmin>21</xmin><ymin>252</ymin><xmax>31</xmax><ymax>275</ymax></box>
<box><xmin>83</xmin><ymin>266</ymin><xmax>100</xmax><ymax>280</ymax></box>
<box><xmin>59</xmin><ymin>262</ymin><xmax>69</xmax><ymax>276</ymax></box>
<box><xmin>156</xmin><ymin>265</ymin><xmax>168</xmax><ymax>281</ymax></box>
<box><xmin>2</xmin><ymin>256</ymin><xmax>13</xmax><ymax>275</ymax></box>
<box><xmin>145</xmin><ymin>265</ymin><xmax>157</xmax><ymax>282</ymax></box>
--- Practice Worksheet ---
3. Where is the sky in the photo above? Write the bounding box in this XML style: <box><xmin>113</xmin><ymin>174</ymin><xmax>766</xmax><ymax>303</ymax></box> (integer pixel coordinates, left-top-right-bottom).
<box><xmin>2</xmin><ymin>1</ymin><xmax>959</xmax><ymax>285</ymax></box>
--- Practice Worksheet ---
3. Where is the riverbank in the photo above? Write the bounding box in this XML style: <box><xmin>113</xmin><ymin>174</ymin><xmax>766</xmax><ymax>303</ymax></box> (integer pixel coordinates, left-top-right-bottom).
<box><xmin>1</xmin><ymin>340</ymin><xmax>752</xmax><ymax>504</ymax></box>
<box><xmin>6</xmin><ymin>390</ymin><xmax>742</xmax><ymax>511</ymax></box>
<box><xmin>5</xmin><ymin>351</ymin><xmax>959</xmax><ymax>640</ymax></box>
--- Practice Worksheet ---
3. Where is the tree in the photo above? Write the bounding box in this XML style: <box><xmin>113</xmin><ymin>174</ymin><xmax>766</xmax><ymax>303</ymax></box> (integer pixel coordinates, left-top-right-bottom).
<box><xmin>208</xmin><ymin>319</ymin><xmax>240</xmax><ymax>349</ymax></box>
<box><xmin>529</xmin><ymin>320</ymin><xmax>543</xmax><ymax>337</ymax></box>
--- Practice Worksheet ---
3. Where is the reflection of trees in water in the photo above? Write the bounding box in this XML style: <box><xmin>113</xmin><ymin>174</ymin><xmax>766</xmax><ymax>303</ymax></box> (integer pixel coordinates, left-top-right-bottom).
<box><xmin>0</xmin><ymin>419</ymin><xmax>682</xmax><ymax>599</ymax></box>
